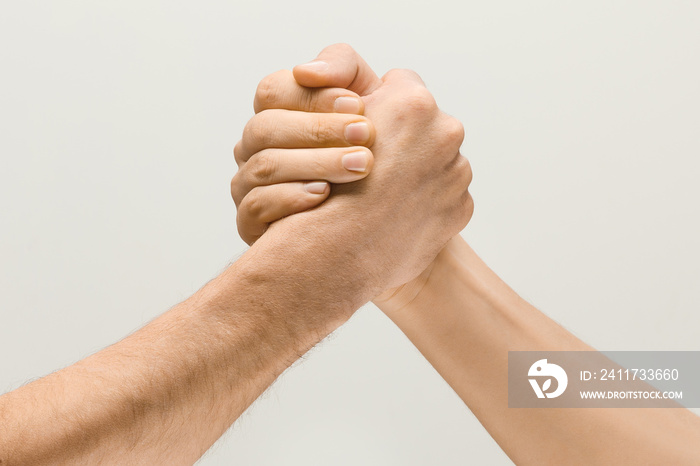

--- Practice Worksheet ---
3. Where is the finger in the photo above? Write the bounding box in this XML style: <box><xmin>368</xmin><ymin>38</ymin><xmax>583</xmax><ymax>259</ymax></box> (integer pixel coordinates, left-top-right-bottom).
<box><xmin>237</xmin><ymin>181</ymin><xmax>330</xmax><ymax>245</ymax></box>
<box><xmin>293</xmin><ymin>43</ymin><xmax>383</xmax><ymax>96</ymax></box>
<box><xmin>237</xmin><ymin>110</ymin><xmax>375</xmax><ymax>163</ymax></box>
<box><xmin>254</xmin><ymin>69</ymin><xmax>365</xmax><ymax>114</ymax></box>
<box><xmin>231</xmin><ymin>146</ymin><xmax>373</xmax><ymax>206</ymax></box>
<box><xmin>234</xmin><ymin>139</ymin><xmax>245</xmax><ymax>166</ymax></box>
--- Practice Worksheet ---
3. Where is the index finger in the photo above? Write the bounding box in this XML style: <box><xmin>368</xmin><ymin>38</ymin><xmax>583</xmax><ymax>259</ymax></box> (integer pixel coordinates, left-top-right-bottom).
<box><xmin>254</xmin><ymin>69</ymin><xmax>365</xmax><ymax>115</ymax></box>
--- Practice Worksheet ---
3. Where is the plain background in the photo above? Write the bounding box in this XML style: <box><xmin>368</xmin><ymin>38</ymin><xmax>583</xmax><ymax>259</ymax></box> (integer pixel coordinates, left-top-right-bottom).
<box><xmin>1</xmin><ymin>1</ymin><xmax>699</xmax><ymax>464</ymax></box>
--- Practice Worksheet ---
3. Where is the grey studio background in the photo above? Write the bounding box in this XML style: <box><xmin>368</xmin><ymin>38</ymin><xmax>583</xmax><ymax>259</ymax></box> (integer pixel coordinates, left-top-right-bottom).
<box><xmin>1</xmin><ymin>1</ymin><xmax>699</xmax><ymax>465</ymax></box>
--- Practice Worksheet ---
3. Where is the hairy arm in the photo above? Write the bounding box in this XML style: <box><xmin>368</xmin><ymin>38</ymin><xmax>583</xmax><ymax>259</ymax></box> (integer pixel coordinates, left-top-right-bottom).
<box><xmin>0</xmin><ymin>222</ymin><xmax>377</xmax><ymax>465</ymax></box>
<box><xmin>376</xmin><ymin>236</ymin><xmax>700</xmax><ymax>465</ymax></box>
<box><xmin>0</xmin><ymin>44</ymin><xmax>470</xmax><ymax>465</ymax></box>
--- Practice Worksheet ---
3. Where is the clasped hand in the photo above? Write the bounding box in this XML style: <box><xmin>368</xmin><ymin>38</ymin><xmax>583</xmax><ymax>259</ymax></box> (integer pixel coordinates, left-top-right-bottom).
<box><xmin>231</xmin><ymin>43</ymin><xmax>474</xmax><ymax>303</ymax></box>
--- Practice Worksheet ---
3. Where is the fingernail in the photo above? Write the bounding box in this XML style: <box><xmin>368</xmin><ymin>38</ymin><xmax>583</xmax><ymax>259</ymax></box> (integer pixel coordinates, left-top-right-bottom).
<box><xmin>342</xmin><ymin>151</ymin><xmax>369</xmax><ymax>172</ymax></box>
<box><xmin>345</xmin><ymin>122</ymin><xmax>370</xmax><ymax>144</ymax></box>
<box><xmin>304</xmin><ymin>181</ymin><xmax>328</xmax><ymax>194</ymax></box>
<box><xmin>297</xmin><ymin>60</ymin><xmax>329</xmax><ymax>72</ymax></box>
<box><xmin>334</xmin><ymin>96</ymin><xmax>362</xmax><ymax>114</ymax></box>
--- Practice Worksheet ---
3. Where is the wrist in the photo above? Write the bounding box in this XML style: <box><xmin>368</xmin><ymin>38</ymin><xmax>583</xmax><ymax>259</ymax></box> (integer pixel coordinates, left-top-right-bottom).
<box><xmin>374</xmin><ymin>236</ymin><xmax>470</xmax><ymax>316</ymax></box>
<box><xmin>221</xmin><ymin>216</ymin><xmax>377</xmax><ymax>334</ymax></box>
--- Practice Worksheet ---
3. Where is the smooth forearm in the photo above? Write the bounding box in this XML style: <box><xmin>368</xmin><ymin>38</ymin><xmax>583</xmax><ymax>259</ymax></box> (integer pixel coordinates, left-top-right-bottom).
<box><xmin>0</xmin><ymin>222</ymin><xmax>370</xmax><ymax>465</ymax></box>
<box><xmin>379</xmin><ymin>236</ymin><xmax>700</xmax><ymax>465</ymax></box>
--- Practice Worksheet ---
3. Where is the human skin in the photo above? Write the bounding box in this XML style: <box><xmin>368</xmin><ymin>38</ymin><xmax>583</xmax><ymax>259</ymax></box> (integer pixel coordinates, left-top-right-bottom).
<box><xmin>234</xmin><ymin>44</ymin><xmax>472</xmax><ymax>303</ymax></box>
<box><xmin>234</xmin><ymin>52</ymin><xmax>472</xmax><ymax>293</ymax></box>
<box><xmin>234</xmin><ymin>44</ymin><xmax>700</xmax><ymax>465</ymax></box>
<box><xmin>0</xmin><ymin>53</ymin><xmax>471</xmax><ymax>464</ymax></box>
<box><xmin>231</xmin><ymin>70</ymin><xmax>378</xmax><ymax>244</ymax></box>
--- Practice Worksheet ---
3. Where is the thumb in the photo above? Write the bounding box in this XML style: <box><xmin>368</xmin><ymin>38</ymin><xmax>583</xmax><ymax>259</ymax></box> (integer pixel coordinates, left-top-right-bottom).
<box><xmin>293</xmin><ymin>43</ymin><xmax>383</xmax><ymax>96</ymax></box>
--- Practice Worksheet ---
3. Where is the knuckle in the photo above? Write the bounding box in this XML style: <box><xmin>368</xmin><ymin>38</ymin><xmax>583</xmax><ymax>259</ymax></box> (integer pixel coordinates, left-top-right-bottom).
<box><xmin>242</xmin><ymin>112</ymin><xmax>273</xmax><ymax>150</ymax></box>
<box><xmin>230</xmin><ymin>171</ymin><xmax>241</xmax><ymax>194</ymax></box>
<box><xmin>254</xmin><ymin>70</ymin><xmax>290</xmax><ymax>110</ymax></box>
<box><xmin>447</xmin><ymin>189</ymin><xmax>473</xmax><ymax>234</ymax></box>
<box><xmin>387</xmin><ymin>67</ymin><xmax>405</xmax><ymax>74</ymax></box>
<box><xmin>384</xmin><ymin>68</ymin><xmax>427</xmax><ymax>89</ymax></box>
<box><xmin>382</xmin><ymin>68</ymin><xmax>402</xmax><ymax>81</ymax></box>
<box><xmin>230</xmin><ymin>173</ymin><xmax>246</xmax><ymax>207</ymax></box>
<box><xmin>385</xmin><ymin>68</ymin><xmax>420</xmax><ymax>81</ymax></box>
<box><xmin>398</xmin><ymin>86</ymin><xmax>437</xmax><ymax>116</ymax></box>
<box><xmin>255</xmin><ymin>75</ymin><xmax>278</xmax><ymax>109</ymax></box>
<box><xmin>402</xmin><ymin>68</ymin><xmax>424</xmax><ymax>82</ymax></box>
<box><xmin>230</xmin><ymin>175</ymin><xmax>238</xmax><ymax>202</ymax></box>
<box><xmin>327</xmin><ymin>42</ymin><xmax>356</xmax><ymax>56</ymax></box>
<box><xmin>233</xmin><ymin>140</ymin><xmax>244</xmax><ymax>165</ymax></box>
<box><xmin>455</xmin><ymin>154</ymin><xmax>473</xmax><ymax>186</ymax></box>
<box><xmin>247</xmin><ymin>151</ymin><xmax>278</xmax><ymax>184</ymax></box>
<box><xmin>443</xmin><ymin>117</ymin><xmax>466</xmax><ymax>148</ymax></box>
<box><xmin>240</xmin><ymin>189</ymin><xmax>265</xmax><ymax>220</ymax></box>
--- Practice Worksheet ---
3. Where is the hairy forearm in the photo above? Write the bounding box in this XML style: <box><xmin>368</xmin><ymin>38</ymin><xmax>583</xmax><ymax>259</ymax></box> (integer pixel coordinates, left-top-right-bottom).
<box><xmin>0</xmin><ymin>220</ymin><xmax>370</xmax><ymax>465</ymax></box>
<box><xmin>379</xmin><ymin>236</ymin><xmax>700</xmax><ymax>465</ymax></box>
